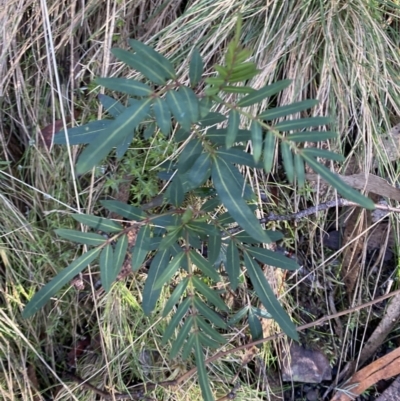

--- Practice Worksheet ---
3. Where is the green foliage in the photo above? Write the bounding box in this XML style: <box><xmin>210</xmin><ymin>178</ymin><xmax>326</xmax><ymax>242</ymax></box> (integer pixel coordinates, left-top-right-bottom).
<box><xmin>23</xmin><ymin>16</ymin><xmax>375</xmax><ymax>401</ymax></box>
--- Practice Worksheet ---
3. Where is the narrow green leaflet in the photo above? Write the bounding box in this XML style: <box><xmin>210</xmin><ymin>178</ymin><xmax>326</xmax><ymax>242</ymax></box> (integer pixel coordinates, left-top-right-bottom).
<box><xmin>192</xmin><ymin>277</ymin><xmax>228</xmax><ymax>311</ymax></box>
<box><xmin>275</xmin><ymin>116</ymin><xmax>331</xmax><ymax>132</ymax></box>
<box><xmin>198</xmin><ymin>332</ymin><xmax>222</xmax><ymax>349</ymax></box>
<box><xmin>187</xmin><ymin>153</ymin><xmax>211</xmax><ymax>188</ymax></box>
<box><xmin>142</xmin><ymin>248</ymin><xmax>171</xmax><ymax>315</ymax></box>
<box><xmin>98</xmin><ymin>94</ymin><xmax>126</xmax><ymax>118</ymax></box>
<box><xmin>111</xmin><ymin>48</ymin><xmax>166</xmax><ymax>86</ymax></box>
<box><xmin>193</xmin><ymin>297</ymin><xmax>227</xmax><ymax>328</ymax></box>
<box><xmin>294</xmin><ymin>153</ymin><xmax>305</xmax><ymax>188</ymax></box>
<box><xmin>178</xmin><ymin>139</ymin><xmax>203</xmax><ymax>172</ymax></box>
<box><xmin>168</xmin><ymin>175</ymin><xmax>185</xmax><ymax>207</ymax></box>
<box><xmin>143</xmin><ymin>121</ymin><xmax>156</xmax><ymax>139</ymax></box>
<box><xmin>207</xmin><ymin>233</ymin><xmax>221</xmax><ymax>265</ymax></box>
<box><xmin>263</xmin><ymin>131</ymin><xmax>276</xmax><ymax>173</ymax></box>
<box><xmin>72</xmin><ymin>214</ymin><xmax>122</xmax><ymax>233</ymax></box>
<box><xmin>54</xmin><ymin>120</ymin><xmax>112</xmax><ymax>145</ymax></box>
<box><xmin>162</xmin><ymin>277</ymin><xmax>189</xmax><ymax>317</ymax></box>
<box><xmin>246</xmin><ymin>246</ymin><xmax>299</xmax><ymax>270</ymax></box>
<box><xmin>194</xmin><ymin>334</ymin><xmax>215</xmax><ymax>401</ymax></box>
<box><xmin>115</xmin><ymin>133</ymin><xmax>133</xmax><ymax>159</ymax></box>
<box><xmin>259</xmin><ymin>99</ymin><xmax>319</xmax><ymax>120</ymax></box>
<box><xmin>179</xmin><ymin>87</ymin><xmax>200</xmax><ymax>124</ymax></box>
<box><xmin>196</xmin><ymin>316</ymin><xmax>226</xmax><ymax>344</ymax></box>
<box><xmin>243</xmin><ymin>252</ymin><xmax>298</xmax><ymax>340</ymax></box>
<box><xmin>159</xmin><ymin>227</ymin><xmax>182</xmax><ymax>250</ymax></box>
<box><xmin>129</xmin><ymin>39</ymin><xmax>176</xmax><ymax>81</ymax></box>
<box><xmin>162</xmin><ymin>297</ymin><xmax>191</xmax><ymax>343</ymax></box>
<box><xmin>302</xmin><ymin>148</ymin><xmax>345</xmax><ymax>162</ymax></box>
<box><xmin>222</xmin><ymin>86</ymin><xmax>255</xmax><ymax>94</ymax></box>
<box><xmin>189</xmin><ymin>48</ymin><xmax>203</xmax><ymax>87</ymax></box>
<box><xmin>212</xmin><ymin>156</ymin><xmax>270</xmax><ymax>244</ymax></box>
<box><xmin>288</xmin><ymin>131</ymin><xmax>337</xmax><ymax>142</ymax></box>
<box><xmin>182</xmin><ymin>333</ymin><xmax>196</xmax><ymax>360</ymax></box>
<box><xmin>199</xmin><ymin>97</ymin><xmax>213</xmax><ymax>119</ymax></box>
<box><xmin>153</xmin><ymin>97</ymin><xmax>171</xmax><ymax>134</ymax></box>
<box><xmin>189</xmin><ymin>250</ymin><xmax>220</xmax><ymax>282</ymax></box>
<box><xmin>226</xmin><ymin>240</ymin><xmax>240</xmax><ymax>290</ymax></box>
<box><xmin>237</xmin><ymin>80</ymin><xmax>292</xmax><ymax>107</ymax></box>
<box><xmin>217</xmin><ymin>148</ymin><xmax>258</xmax><ymax>168</ymax></box>
<box><xmin>201</xmin><ymin>197</ymin><xmax>221</xmax><ymax>212</ymax></box>
<box><xmin>199</xmin><ymin>112</ymin><xmax>226</xmax><ymax>127</ymax></box>
<box><xmin>55</xmin><ymin>229</ymin><xmax>106</xmax><ymax>246</ymax></box>
<box><xmin>95</xmin><ymin>78</ymin><xmax>152</xmax><ymax>97</ymax></box>
<box><xmin>154</xmin><ymin>251</ymin><xmax>185</xmax><ymax>289</ymax></box>
<box><xmin>100</xmin><ymin>200</ymin><xmax>145</xmax><ymax>221</ymax></box>
<box><xmin>301</xmin><ymin>154</ymin><xmax>375</xmax><ymax>209</ymax></box>
<box><xmin>113</xmin><ymin>235</ymin><xmax>128</xmax><ymax>276</ymax></box>
<box><xmin>76</xmin><ymin>98</ymin><xmax>152</xmax><ymax>174</ymax></box>
<box><xmin>22</xmin><ymin>248</ymin><xmax>101</xmax><ymax>318</ymax></box>
<box><xmin>248</xmin><ymin>307</ymin><xmax>263</xmax><ymax>343</ymax></box>
<box><xmin>226</xmin><ymin>109</ymin><xmax>239</xmax><ymax>149</ymax></box>
<box><xmin>100</xmin><ymin>244</ymin><xmax>114</xmax><ymax>293</ymax></box>
<box><xmin>170</xmin><ymin>316</ymin><xmax>194</xmax><ymax>358</ymax></box>
<box><xmin>280</xmin><ymin>141</ymin><xmax>294</xmax><ymax>184</ymax></box>
<box><xmin>251</xmin><ymin>121</ymin><xmax>262</xmax><ymax>163</ymax></box>
<box><xmin>132</xmin><ymin>224</ymin><xmax>151</xmax><ymax>271</ymax></box>
<box><xmin>166</xmin><ymin>90</ymin><xmax>192</xmax><ymax>131</ymax></box>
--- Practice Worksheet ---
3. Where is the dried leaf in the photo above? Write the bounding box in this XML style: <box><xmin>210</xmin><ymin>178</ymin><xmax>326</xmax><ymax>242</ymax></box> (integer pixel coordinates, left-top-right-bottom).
<box><xmin>330</xmin><ymin>347</ymin><xmax>400</xmax><ymax>401</ymax></box>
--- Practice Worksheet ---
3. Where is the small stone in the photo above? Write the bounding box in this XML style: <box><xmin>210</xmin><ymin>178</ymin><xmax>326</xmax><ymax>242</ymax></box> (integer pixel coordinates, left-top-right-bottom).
<box><xmin>281</xmin><ymin>343</ymin><xmax>332</xmax><ymax>383</ymax></box>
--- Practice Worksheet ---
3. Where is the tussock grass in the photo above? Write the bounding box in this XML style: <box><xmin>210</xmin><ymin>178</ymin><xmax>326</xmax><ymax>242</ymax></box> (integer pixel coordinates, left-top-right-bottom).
<box><xmin>2</xmin><ymin>0</ymin><xmax>400</xmax><ymax>399</ymax></box>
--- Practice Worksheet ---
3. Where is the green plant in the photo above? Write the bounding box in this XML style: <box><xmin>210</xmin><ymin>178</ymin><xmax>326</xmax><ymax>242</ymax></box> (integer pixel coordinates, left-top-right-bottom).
<box><xmin>21</xmin><ymin>17</ymin><xmax>374</xmax><ymax>400</ymax></box>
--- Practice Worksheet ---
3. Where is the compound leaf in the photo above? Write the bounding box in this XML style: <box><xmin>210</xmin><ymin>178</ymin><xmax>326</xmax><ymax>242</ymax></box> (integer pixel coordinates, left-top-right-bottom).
<box><xmin>302</xmin><ymin>148</ymin><xmax>345</xmax><ymax>161</ymax></box>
